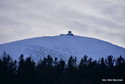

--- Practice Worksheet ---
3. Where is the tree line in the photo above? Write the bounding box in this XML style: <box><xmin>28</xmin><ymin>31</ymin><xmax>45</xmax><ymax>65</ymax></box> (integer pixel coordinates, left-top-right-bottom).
<box><xmin>0</xmin><ymin>52</ymin><xmax>125</xmax><ymax>84</ymax></box>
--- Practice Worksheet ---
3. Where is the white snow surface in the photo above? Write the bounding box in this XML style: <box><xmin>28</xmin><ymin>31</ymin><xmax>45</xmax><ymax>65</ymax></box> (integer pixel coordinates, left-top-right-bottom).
<box><xmin>0</xmin><ymin>35</ymin><xmax>125</xmax><ymax>61</ymax></box>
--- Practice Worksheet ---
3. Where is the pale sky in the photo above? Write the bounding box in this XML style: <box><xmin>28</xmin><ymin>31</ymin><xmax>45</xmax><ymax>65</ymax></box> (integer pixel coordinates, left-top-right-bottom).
<box><xmin>0</xmin><ymin>0</ymin><xmax>125</xmax><ymax>48</ymax></box>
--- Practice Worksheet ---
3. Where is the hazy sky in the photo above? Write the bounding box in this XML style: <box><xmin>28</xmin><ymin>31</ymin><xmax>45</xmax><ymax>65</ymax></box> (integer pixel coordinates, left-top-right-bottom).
<box><xmin>0</xmin><ymin>0</ymin><xmax>125</xmax><ymax>48</ymax></box>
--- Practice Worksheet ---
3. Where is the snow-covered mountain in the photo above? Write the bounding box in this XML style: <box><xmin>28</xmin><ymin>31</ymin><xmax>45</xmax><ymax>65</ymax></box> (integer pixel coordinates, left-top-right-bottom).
<box><xmin>0</xmin><ymin>31</ymin><xmax>125</xmax><ymax>61</ymax></box>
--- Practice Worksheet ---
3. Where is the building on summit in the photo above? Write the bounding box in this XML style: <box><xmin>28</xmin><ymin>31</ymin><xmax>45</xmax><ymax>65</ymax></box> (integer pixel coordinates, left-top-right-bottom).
<box><xmin>60</xmin><ymin>31</ymin><xmax>74</xmax><ymax>36</ymax></box>
<box><xmin>67</xmin><ymin>31</ymin><xmax>74</xmax><ymax>36</ymax></box>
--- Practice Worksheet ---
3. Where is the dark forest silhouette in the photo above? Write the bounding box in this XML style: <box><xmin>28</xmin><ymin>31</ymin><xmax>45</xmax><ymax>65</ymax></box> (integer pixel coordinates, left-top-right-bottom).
<box><xmin>0</xmin><ymin>52</ymin><xmax>125</xmax><ymax>84</ymax></box>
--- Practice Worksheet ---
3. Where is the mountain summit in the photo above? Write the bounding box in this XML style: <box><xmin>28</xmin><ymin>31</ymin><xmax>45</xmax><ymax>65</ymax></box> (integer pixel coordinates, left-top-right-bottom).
<box><xmin>0</xmin><ymin>31</ymin><xmax>125</xmax><ymax>61</ymax></box>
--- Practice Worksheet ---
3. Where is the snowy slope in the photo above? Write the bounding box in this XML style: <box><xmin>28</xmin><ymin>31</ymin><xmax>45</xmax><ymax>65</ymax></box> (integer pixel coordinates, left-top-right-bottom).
<box><xmin>0</xmin><ymin>34</ymin><xmax>125</xmax><ymax>61</ymax></box>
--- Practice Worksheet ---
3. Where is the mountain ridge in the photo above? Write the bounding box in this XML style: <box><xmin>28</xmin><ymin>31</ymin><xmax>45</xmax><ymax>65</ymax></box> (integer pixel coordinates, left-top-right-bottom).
<box><xmin>0</xmin><ymin>33</ymin><xmax>125</xmax><ymax>61</ymax></box>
